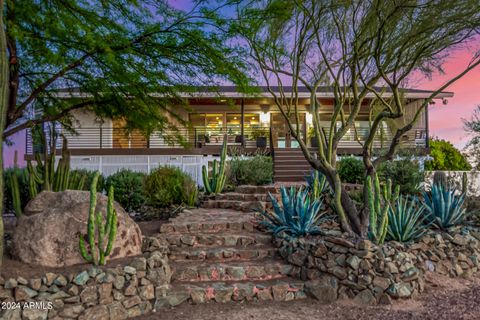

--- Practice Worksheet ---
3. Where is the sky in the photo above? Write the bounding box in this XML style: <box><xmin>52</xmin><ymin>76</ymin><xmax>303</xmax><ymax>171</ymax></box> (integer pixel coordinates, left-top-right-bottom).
<box><xmin>2</xmin><ymin>2</ymin><xmax>480</xmax><ymax>167</ymax></box>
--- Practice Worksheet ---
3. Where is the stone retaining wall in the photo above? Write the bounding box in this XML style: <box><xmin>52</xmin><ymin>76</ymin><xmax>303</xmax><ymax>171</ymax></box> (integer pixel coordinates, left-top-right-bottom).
<box><xmin>275</xmin><ymin>228</ymin><xmax>480</xmax><ymax>305</ymax></box>
<box><xmin>0</xmin><ymin>237</ymin><xmax>171</xmax><ymax>320</ymax></box>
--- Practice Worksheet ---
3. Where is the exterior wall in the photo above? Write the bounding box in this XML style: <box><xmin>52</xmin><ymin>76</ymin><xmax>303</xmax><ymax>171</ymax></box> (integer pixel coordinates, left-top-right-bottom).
<box><xmin>425</xmin><ymin>171</ymin><xmax>480</xmax><ymax>197</ymax></box>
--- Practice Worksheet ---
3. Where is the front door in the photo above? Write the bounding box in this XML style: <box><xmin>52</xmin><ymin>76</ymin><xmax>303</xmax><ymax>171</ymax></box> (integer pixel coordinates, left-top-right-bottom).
<box><xmin>270</xmin><ymin>113</ymin><xmax>306</xmax><ymax>148</ymax></box>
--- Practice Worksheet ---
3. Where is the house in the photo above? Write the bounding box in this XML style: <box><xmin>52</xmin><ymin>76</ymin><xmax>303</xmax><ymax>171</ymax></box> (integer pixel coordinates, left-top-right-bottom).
<box><xmin>25</xmin><ymin>86</ymin><xmax>453</xmax><ymax>183</ymax></box>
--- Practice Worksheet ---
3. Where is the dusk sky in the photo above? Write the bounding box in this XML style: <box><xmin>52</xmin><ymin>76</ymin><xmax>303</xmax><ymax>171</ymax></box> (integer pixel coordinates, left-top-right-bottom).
<box><xmin>2</xmin><ymin>2</ymin><xmax>480</xmax><ymax>167</ymax></box>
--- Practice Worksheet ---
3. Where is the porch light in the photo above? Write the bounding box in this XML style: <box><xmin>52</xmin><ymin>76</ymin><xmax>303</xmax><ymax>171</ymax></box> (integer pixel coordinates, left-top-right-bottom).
<box><xmin>306</xmin><ymin>112</ymin><xmax>313</xmax><ymax>125</ymax></box>
<box><xmin>260</xmin><ymin>112</ymin><xmax>270</xmax><ymax>124</ymax></box>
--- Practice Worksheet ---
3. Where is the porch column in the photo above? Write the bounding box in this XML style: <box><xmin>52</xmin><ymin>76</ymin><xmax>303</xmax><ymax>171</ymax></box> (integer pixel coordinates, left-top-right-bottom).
<box><xmin>241</xmin><ymin>98</ymin><xmax>245</xmax><ymax>147</ymax></box>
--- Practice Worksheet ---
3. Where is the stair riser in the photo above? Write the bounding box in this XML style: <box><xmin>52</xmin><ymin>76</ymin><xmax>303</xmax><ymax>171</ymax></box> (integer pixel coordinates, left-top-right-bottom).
<box><xmin>201</xmin><ymin>200</ymin><xmax>271</xmax><ymax>212</ymax></box>
<box><xmin>159</xmin><ymin>233</ymin><xmax>272</xmax><ymax>248</ymax></box>
<box><xmin>169</xmin><ymin>248</ymin><xmax>277</xmax><ymax>263</ymax></box>
<box><xmin>172</xmin><ymin>264</ymin><xmax>299</xmax><ymax>282</ymax></box>
<box><xmin>154</xmin><ymin>282</ymin><xmax>307</xmax><ymax>307</ymax></box>
<box><xmin>160</xmin><ymin>221</ymin><xmax>255</xmax><ymax>234</ymax></box>
<box><xmin>213</xmin><ymin>194</ymin><xmax>270</xmax><ymax>202</ymax></box>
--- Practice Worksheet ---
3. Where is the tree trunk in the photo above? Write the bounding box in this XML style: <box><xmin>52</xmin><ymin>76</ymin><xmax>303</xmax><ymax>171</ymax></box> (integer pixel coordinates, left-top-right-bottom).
<box><xmin>0</xmin><ymin>0</ymin><xmax>9</xmax><ymax>268</ymax></box>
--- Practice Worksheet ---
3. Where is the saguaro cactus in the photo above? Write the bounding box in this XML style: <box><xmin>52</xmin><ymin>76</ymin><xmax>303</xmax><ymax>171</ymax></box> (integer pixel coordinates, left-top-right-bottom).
<box><xmin>366</xmin><ymin>174</ymin><xmax>400</xmax><ymax>245</ymax></box>
<box><xmin>79</xmin><ymin>172</ymin><xmax>118</xmax><ymax>266</ymax></box>
<box><xmin>202</xmin><ymin>135</ymin><xmax>227</xmax><ymax>194</ymax></box>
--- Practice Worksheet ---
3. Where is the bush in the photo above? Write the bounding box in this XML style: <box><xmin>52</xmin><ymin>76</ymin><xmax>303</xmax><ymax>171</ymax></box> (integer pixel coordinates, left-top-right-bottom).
<box><xmin>378</xmin><ymin>159</ymin><xmax>424</xmax><ymax>195</ymax></box>
<box><xmin>229</xmin><ymin>155</ymin><xmax>273</xmax><ymax>186</ymax></box>
<box><xmin>425</xmin><ymin>138</ymin><xmax>471</xmax><ymax>171</ymax></box>
<box><xmin>105</xmin><ymin>169</ymin><xmax>146</xmax><ymax>212</ymax></box>
<box><xmin>337</xmin><ymin>157</ymin><xmax>364</xmax><ymax>184</ymax></box>
<box><xmin>144</xmin><ymin>166</ymin><xmax>197</xmax><ymax>207</ymax></box>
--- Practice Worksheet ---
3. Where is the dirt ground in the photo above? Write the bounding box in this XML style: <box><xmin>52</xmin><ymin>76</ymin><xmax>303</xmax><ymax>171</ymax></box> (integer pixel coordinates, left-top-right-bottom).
<box><xmin>136</xmin><ymin>273</ymin><xmax>480</xmax><ymax>320</ymax></box>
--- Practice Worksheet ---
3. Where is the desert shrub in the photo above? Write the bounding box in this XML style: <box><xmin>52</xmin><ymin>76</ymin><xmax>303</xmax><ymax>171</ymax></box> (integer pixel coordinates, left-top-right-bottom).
<box><xmin>337</xmin><ymin>156</ymin><xmax>364</xmax><ymax>184</ymax></box>
<box><xmin>144</xmin><ymin>166</ymin><xmax>197</xmax><ymax>207</ymax></box>
<box><xmin>229</xmin><ymin>155</ymin><xmax>273</xmax><ymax>186</ymax></box>
<box><xmin>425</xmin><ymin>138</ymin><xmax>471</xmax><ymax>171</ymax></box>
<box><xmin>105</xmin><ymin>169</ymin><xmax>146</xmax><ymax>212</ymax></box>
<box><xmin>378</xmin><ymin>159</ymin><xmax>424</xmax><ymax>195</ymax></box>
<box><xmin>3</xmin><ymin>167</ymin><xmax>30</xmax><ymax>214</ymax></box>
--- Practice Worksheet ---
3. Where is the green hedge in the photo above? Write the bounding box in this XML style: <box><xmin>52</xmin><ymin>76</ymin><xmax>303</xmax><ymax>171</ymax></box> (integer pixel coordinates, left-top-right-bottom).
<box><xmin>229</xmin><ymin>156</ymin><xmax>273</xmax><ymax>186</ymax></box>
<box><xmin>105</xmin><ymin>169</ymin><xmax>146</xmax><ymax>212</ymax></box>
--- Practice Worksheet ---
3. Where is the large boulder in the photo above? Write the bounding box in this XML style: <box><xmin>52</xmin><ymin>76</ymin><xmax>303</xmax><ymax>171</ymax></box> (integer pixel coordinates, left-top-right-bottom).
<box><xmin>12</xmin><ymin>190</ymin><xmax>143</xmax><ymax>267</ymax></box>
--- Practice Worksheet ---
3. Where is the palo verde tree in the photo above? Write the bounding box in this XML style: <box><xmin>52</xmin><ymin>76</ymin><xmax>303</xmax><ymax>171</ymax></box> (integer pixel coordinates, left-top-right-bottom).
<box><xmin>0</xmin><ymin>0</ymin><xmax>250</xmax><ymax>268</ymax></box>
<box><xmin>464</xmin><ymin>105</ymin><xmax>480</xmax><ymax>169</ymax></box>
<box><xmin>229</xmin><ymin>0</ymin><xmax>480</xmax><ymax>237</ymax></box>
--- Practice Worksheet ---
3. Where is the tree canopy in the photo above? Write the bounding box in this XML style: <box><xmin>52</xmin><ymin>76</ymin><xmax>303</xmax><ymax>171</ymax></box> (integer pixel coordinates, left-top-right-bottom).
<box><xmin>463</xmin><ymin>104</ymin><xmax>480</xmax><ymax>168</ymax></box>
<box><xmin>3</xmin><ymin>0</ymin><xmax>250</xmax><ymax>140</ymax></box>
<box><xmin>425</xmin><ymin>138</ymin><xmax>472</xmax><ymax>171</ymax></box>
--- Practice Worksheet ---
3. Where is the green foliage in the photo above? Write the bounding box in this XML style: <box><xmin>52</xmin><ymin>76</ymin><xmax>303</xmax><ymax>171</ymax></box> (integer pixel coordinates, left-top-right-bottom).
<box><xmin>305</xmin><ymin>170</ymin><xmax>330</xmax><ymax>199</ymax></box>
<box><xmin>144</xmin><ymin>166</ymin><xmax>197</xmax><ymax>208</ymax></box>
<box><xmin>79</xmin><ymin>172</ymin><xmax>117</xmax><ymax>266</ymax></box>
<box><xmin>423</xmin><ymin>183</ymin><xmax>467</xmax><ymax>230</ymax></box>
<box><xmin>366</xmin><ymin>174</ymin><xmax>400</xmax><ymax>245</ymax></box>
<box><xmin>378</xmin><ymin>159</ymin><xmax>424</xmax><ymax>195</ymax></box>
<box><xmin>425</xmin><ymin>139</ymin><xmax>471</xmax><ymax>171</ymax></box>
<box><xmin>229</xmin><ymin>156</ymin><xmax>273</xmax><ymax>186</ymax></box>
<box><xmin>260</xmin><ymin>187</ymin><xmax>325</xmax><ymax>238</ymax></box>
<box><xmin>337</xmin><ymin>157</ymin><xmax>364</xmax><ymax>184</ymax></box>
<box><xmin>387</xmin><ymin>197</ymin><xmax>428</xmax><ymax>242</ymax></box>
<box><xmin>202</xmin><ymin>137</ymin><xmax>227</xmax><ymax>194</ymax></box>
<box><xmin>105</xmin><ymin>170</ymin><xmax>146</xmax><ymax>212</ymax></box>
<box><xmin>3</xmin><ymin>167</ymin><xmax>29</xmax><ymax>217</ymax></box>
<box><xmin>69</xmin><ymin>169</ymin><xmax>105</xmax><ymax>192</ymax></box>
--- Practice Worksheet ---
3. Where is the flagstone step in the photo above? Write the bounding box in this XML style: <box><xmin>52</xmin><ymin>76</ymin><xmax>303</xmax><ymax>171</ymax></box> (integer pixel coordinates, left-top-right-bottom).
<box><xmin>212</xmin><ymin>192</ymin><xmax>273</xmax><ymax>202</ymax></box>
<box><xmin>154</xmin><ymin>278</ymin><xmax>307</xmax><ymax>307</ymax></box>
<box><xmin>159</xmin><ymin>232</ymin><xmax>273</xmax><ymax>248</ymax></box>
<box><xmin>168</xmin><ymin>245</ymin><xmax>278</xmax><ymax>263</ymax></box>
<box><xmin>201</xmin><ymin>199</ymin><xmax>270</xmax><ymax>212</ymax></box>
<box><xmin>171</xmin><ymin>259</ymin><xmax>299</xmax><ymax>282</ymax></box>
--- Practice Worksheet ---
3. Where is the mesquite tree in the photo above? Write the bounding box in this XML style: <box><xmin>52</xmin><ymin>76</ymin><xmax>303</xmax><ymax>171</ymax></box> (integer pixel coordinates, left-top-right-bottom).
<box><xmin>230</xmin><ymin>0</ymin><xmax>480</xmax><ymax>237</ymax></box>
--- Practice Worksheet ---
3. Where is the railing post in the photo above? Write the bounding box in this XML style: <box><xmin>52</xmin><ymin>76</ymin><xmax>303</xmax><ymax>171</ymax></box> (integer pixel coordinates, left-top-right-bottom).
<box><xmin>99</xmin><ymin>125</ymin><xmax>103</xmax><ymax>149</ymax></box>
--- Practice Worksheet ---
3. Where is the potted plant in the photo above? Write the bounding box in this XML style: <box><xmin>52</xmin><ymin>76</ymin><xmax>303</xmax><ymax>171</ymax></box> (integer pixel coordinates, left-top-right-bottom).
<box><xmin>250</xmin><ymin>127</ymin><xmax>268</xmax><ymax>148</ymax></box>
<box><xmin>308</xmin><ymin>127</ymin><xmax>318</xmax><ymax>148</ymax></box>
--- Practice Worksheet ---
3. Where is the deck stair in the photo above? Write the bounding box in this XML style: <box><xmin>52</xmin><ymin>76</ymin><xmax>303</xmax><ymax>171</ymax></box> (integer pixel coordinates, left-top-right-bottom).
<box><xmin>154</xmin><ymin>208</ymin><xmax>307</xmax><ymax>308</ymax></box>
<box><xmin>273</xmin><ymin>148</ymin><xmax>312</xmax><ymax>182</ymax></box>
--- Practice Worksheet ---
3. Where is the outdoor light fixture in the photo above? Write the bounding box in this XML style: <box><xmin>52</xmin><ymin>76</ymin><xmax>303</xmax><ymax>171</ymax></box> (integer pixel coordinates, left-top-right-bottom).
<box><xmin>260</xmin><ymin>112</ymin><xmax>270</xmax><ymax>124</ymax></box>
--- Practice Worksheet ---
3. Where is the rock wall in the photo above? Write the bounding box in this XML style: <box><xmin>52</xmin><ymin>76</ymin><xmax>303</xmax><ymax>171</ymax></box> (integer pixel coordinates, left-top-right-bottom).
<box><xmin>276</xmin><ymin>228</ymin><xmax>480</xmax><ymax>305</ymax></box>
<box><xmin>0</xmin><ymin>237</ymin><xmax>171</xmax><ymax>320</ymax></box>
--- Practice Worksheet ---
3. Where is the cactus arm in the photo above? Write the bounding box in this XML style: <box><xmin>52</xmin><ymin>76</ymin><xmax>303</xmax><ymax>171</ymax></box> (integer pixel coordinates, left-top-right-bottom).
<box><xmin>10</xmin><ymin>173</ymin><xmax>22</xmax><ymax>217</ymax></box>
<box><xmin>87</xmin><ymin>173</ymin><xmax>99</xmax><ymax>265</ymax></box>
<box><xmin>202</xmin><ymin>165</ymin><xmax>212</xmax><ymax>194</ymax></box>
<box><xmin>79</xmin><ymin>236</ymin><xmax>93</xmax><ymax>263</ymax></box>
<box><xmin>96</xmin><ymin>211</ymin><xmax>105</xmax><ymax>265</ymax></box>
<box><xmin>104</xmin><ymin>210</ymin><xmax>117</xmax><ymax>257</ymax></box>
<box><xmin>366</xmin><ymin>176</ymin><xmax>377</xmax><ymax>240</ymax></box>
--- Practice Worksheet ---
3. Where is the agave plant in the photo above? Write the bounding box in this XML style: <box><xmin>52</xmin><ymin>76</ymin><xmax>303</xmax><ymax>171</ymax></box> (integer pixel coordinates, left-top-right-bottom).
<box><xmin>423</xmin><ymin>184</ymin><xmax>467</xmax><ymax>230</ymax></box>
<box><xmin>259</xmin><ymin>186</ymin><xmax>325</xmax><ymax>238</ymax></box>
<box><xmin>387</xmin><ymin>196</ymin><xmax>428</xmax><ymax>242</ymax></box>
<box><xmin>305</xmin><ymin>170</ymin><xmax>330</xmax><ymax>199</ymax></box>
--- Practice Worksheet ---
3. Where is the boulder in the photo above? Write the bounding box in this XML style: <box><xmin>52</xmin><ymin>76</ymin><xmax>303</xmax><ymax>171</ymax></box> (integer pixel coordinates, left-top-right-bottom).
<box><xmin>13</xmin><ymin>190</ymin><xmax>143</xmax><ymax>267</ymax></box>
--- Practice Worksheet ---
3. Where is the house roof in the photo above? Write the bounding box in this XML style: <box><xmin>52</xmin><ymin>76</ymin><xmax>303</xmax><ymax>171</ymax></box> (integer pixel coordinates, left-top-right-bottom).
<box><xmin>53</xmin><ymin>86</ymin><xmax>454</xmax><ymax>99</ymax></box>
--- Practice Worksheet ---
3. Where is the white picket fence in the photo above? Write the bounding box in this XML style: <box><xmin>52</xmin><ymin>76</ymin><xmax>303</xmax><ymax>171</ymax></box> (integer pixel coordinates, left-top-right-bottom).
<box><xmin>424</xmin><ymin>171</ymin><xmax>480</xmax><ymax>196</ymax></box>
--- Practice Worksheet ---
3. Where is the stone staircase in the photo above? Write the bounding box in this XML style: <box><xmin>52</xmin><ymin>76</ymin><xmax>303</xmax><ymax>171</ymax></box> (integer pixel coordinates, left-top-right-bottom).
<box><xmin>154</xmin><ymin>208</ymin><xmax>307</xmax><ymax>307</ymax></box>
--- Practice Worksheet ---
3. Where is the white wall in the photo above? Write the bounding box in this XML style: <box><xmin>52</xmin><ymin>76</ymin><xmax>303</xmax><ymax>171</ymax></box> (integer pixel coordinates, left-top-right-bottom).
<box><xmin>425</xmin><ymin>171</ymin><xmax>480</xmax><ymax>197</ymax></box>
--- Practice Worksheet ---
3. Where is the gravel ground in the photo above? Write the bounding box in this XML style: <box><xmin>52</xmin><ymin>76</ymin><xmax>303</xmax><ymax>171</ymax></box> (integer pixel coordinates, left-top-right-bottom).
<box><xmin>136</xmin><ymin>273</ymin><xmax>480</xmax><ymax>320</ymax></box>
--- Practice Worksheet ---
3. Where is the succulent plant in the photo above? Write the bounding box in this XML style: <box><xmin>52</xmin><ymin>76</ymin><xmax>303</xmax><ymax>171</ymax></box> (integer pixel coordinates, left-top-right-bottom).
<box><xmin>423</xmin><ymin>183</ymin><xmax>467</xmax><ymax>230</ymax></box>
<box><xmin>202</xmin><ymin>135</ymin><xmax>227</xmax><ymax>194</ymax></box>
<box><xmin>387</xmin><ymin>196</ymin><xmax>428</xmax><ymax>242</ymax></box>
<box><xmin>260</xmin><ymin>186</ymin><xmax>325</xmax><ymax>238</ymax></box>
<box><xmin>305</xmin><ymin>170</ymin><xmax>330</xmax><ymax>199</ymax></box>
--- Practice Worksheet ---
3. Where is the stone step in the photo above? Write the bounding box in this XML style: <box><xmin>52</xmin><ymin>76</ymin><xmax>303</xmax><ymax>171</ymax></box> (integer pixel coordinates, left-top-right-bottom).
<box><xmin>168</xmin><ymin>245</ymin><xmax>278</xmax><ymax>263</ymax></box>
<box><xmin>158</xmin><ymin>231</ymin><xmax>273</xmax><ymax>248</ymax></box>
<box><xmin>212</xmin><ymin>192</ymin><xmax>272</xmax><ymax>202</ymax></box>
<box><xmin>155</xmin><ymin>278</ymin><xmax>307</xmax><ymax>307</ymax></box>
<box><xmin>201</xmin><ymin>200</ymin><xmax>270</xmax><ymax>212</ymax></box>
<box><xmin>235</xmin><ymin>185</ymin><xmax>279</xmax><ymax>194</ymax></box>
<box><xmin>171</xmin><ymin>259</ymin><xmax>299</xmax><ymax>282</ymax></box>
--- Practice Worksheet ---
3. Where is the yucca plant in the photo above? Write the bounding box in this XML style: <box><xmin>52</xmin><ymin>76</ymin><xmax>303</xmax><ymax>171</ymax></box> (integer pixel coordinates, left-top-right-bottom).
<box><xmin>387</xmin><ymin>196</ymin><xmax>428</xmax><ymax>242</ymax></box>
<box><xmin>259</xmin><ymin>186</ymin><xmax>325</xmax><ymax>238</ymax></box>
<box><xmin>423</xmin><ymin>183</ymin><xmax>467</xmax><ymax>230</ymax></box>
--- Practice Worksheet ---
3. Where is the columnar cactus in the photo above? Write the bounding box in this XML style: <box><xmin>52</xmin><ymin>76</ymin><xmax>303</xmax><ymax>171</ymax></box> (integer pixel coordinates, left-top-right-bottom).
<box><xmin>9</xmin><ymin>173</ymin><xmax>22</xmax><ymax>217</ymax></box>
<box><xmin>461</xmin><ymin>171</ymin><xmax>468</xmax><ymax>195</ymax></box>
<box><xmin>79</xmin><ymin>172</ymin><xmax>118</xmax><ymax>266</ymax></box>
<box><xmin>366</xmin><ymin>173</ymin><xmax>400</xmax><ymax>245</ymax></box>
<box><xmin>433</xmin><ymin>171</ymin><xmax>448</xmax><ymax>189</ymax></box>
<box><xmin>202</xmin><ymin>135</ymin><xmax>227</xmax><ymax>194</ymax></box>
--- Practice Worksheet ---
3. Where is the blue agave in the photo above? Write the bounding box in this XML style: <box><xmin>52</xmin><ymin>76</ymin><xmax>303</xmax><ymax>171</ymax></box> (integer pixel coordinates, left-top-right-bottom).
<box><xmin>387</xmin><ymin>196</ymin><xmax>428</xmax><ymax>242</ymax></box>
<box><xmin>260</xmin><ymin>186</ymin><xmax>325</xmax><ymax>238</ymax></box>
<box><xmin>423</xmin><ymin>184</ymin><xmax>467</xmax><ymax>230</ymax></box>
